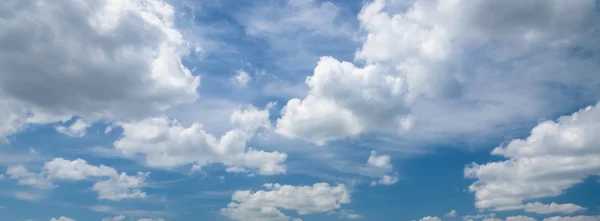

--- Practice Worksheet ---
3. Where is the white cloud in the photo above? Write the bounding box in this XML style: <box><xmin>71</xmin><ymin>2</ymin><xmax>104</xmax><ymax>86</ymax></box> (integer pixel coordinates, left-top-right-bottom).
<box><xmin>543</xmin><ymin>216</ymin><xmax>600</xmax><ymax>221</ymax></box>
<box><xmin>275</xmin><ymin>0</ymin><xmax>600</xmax><ymax>145</ymax></box>
<box><xmin>138</xmin><ymin>219</ymin><xmax>165</xmax><ymax>221</ymax></box>
<box><xmin>419</xmin><ymin>216</ymin><xmax>442</xmax><ymax>221</ymax></box>
<box><xmin>55</xmin><ymin>119</ymin><xmax>90</xmax><ymax>137</ymax></box>
<box><xmin>114</xmin><ymin>104</ymin><xmax>287</xmax><ymax>175</ymax></box>
<box><xmin>371</xmin><ymin>175</ymin><xmax>398</xmax><ymax>186</ymax></box>
<box><xmin>232</xmin><ymin>70</ymin><xmax>252</xmax><ymax>87</ymax></box>
<box><xmin>102</xmin><ymin>216</ymin><xmax>125</xmax><ymax>221</ymax></box>
<box><xmin>524</xmin><ymin>202</ymin><xmax>586</xmax><ymax>215</ymax></box>
<box><xmin>463</xmin><ymin>214</ymin><xmax>497</xmax><ymax>221</ymax></box>
<box><xmin>93</xmin><ymin>172</ymin><xmax>148</xmax><ymax>201</ymax></box>
<box><xmin>50</xmin><ymin>217</ymin><xmax>75</xmax><ymax>221</ymax></box>
<box><xmin>446</xmin><ymin>210</ymin><xmax>457</xmax><ymax>217</ymax></box>
<box><xmin>44</xmin><ymin>158</ymin><xmax>117</xmax><ymax>180</ymax></box>
<box><xmin>5</xmin><ymin>158</ymin><xmax>147</xmax><ymax>200</ymax></box>
<box><xmin>14</xmin><ymin>191</ymin><xmax>43</xmax><ymax>201</ymax></box>
<box><xmin>506</xmin><ymin>216</ymin><xmax>537</xmax><ymax>221</ymax></box>
<box><xmin>338</xmin><ymin>210</ymin><xmax>362</xmax><ymax>220</ymax></box>
<box><xmin>6</xmin><ymin>165</ymin><xmax>54</xmax><ymax>189</ymax></box>
<box><xmin>0</xmin><ymin>0</ymin><xmax>200</xmax><ymax>140</ymax></box>
<box><xmin>465</xmin><ymin>102</ymin><xmax>600</xmax><ymax>211</ymax></box>
<box><xmin>367</xmin><ymin>151</ymin><xmax>392</xmax><ymax>169</ymax></box>
<box><xmin>364</xmin><ymin>151</ymin><xmax>397</xmax><ymax>186</ymax></box>
<box><xmin>221</xmin><ymin>183</ymin><xmax>350</xmax><ymax>221</ymax></box>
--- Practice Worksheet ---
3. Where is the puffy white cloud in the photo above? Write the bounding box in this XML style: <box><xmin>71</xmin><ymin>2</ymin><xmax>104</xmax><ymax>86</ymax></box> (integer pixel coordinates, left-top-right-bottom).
<box><xmin>367</xmin><ymin>151</ymin><xmax>392</xmax><ymax>169</ymax></box>
<box><xmin>232</xmin><ymin>70</ymin><xmax>252</xmax><ymax>87</ymax></box>
<box><xmin>364</xmin><ymin>151</ymin><xmax>397</xmax><ymax>186</ymax></box>
<box><xmin>276</xmin><ymin>0</ymin><xmax>600</xmax><ymax>144</ymax></box>
<box><xmin>370</xmin><ymin>174</ymin><xmax>398</xmax><ymax>186</ymax></box>
<box><xmin>6</xmin><ymin>165</ymin><xmax>54</xmax><ymax>189</ymax></box>
<box><xmin>221</xmin><ymin>183</ymin><xmax>350</xmax><ymax>221</ymax></box>
<box><xmin>524</xmin><ymin>202</ymin><xmax>586</xmax><ymax>215</ymax></box>
<box><xmin>0</xmin><ymin>0</ymin><xmax>200</xmax><ymax>140</ymax></box>
<box><xmin>543</xmin><ymin>216</ymin><xmax>600</xmax><ymax>221</ymax></box>
<box><xmin>50</xmin><ymin>217</ymin><xmax>75</xmax><ymax>221</ymax></box>
<box><xmin>44</xmin><ymin>158</ymin><xmax>117</xmax><ymax>180</ymax></box>
<box><xmin>5</xmin><ymin>158</ymin><xmax>147</xmax><ymax>200</ymax></box>
<box><xmin>93</xmin><ymin>172</ymin><xmax>148</xmax><ymax>200</ymax></box>
<box><xmin>55</xmin><ymin>119</ymin><xmax>90</xmax><ymax>137</ymax></box>
<box><xmin>102</xmin><ymin>216</ymin><xmax>125</xmax><ymax>221</ymax></box>
<box><xmin>465</xmin><ymin>102</ymin><xmax>600</xmax><ymax>210</ymax></box>
<box><xmin>114</xmin><ymin>104</ymin><xmax>287</xmax><ymax>175</ymax></box>
<box><xmin>276</xmin><ymin>57</ymin><xmax>409</xmax><ymax>144</ymax></box>
<box><xmin>506</xmin><ymin>216</ymin><xmax>537</xmax><ymax>221</ymax></box>
<box><xmin>446</xmin><ymin>210</ymin><xmax>457</xmax><ymax>217</ymax></box>
<box><xmin>419</xmin><ymin>216</ymin><xmax>442</xmax><ymax>221</ymax></box>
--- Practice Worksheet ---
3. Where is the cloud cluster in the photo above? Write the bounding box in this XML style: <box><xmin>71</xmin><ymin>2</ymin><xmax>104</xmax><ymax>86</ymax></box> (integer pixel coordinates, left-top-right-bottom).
<box><xmin>466</xmin><ymin>102</ymin><xmax>600</xmax><ymax>210</ymax></box>
<box><xmin>221</xmin><ymin>183</ymin><xmax>350</xmax><ymax>221</ymax></box>
<box><xmin>0</xmin><ymin>0</ymin><xmax>200</xmax><ymax>140</ymax></box>
<box><xmin>275</xmin><ymin>0</ymin><xmax>600</xmax><ymax>144</ymax></box>
<box><xmin>114</xmin><ymin>104</ymin><xmax>287</xmax><ymax>175</ymax></box>
<box><xmin>524</xmin><ymin>202</ymin><xmax>586</xmax><ymax>215</ymax></box>
<box><xmin>365</xmin><ymin>151</ymin><xmax>398</xmax><ymax>186</ymax></box>
<box><xmin>6</xmin><ymin>158</ymin><xmax>147</xmax><ymax>200</ymax></box>
<box><xmin>50</xmin><ymin>217</ymin><xmax>75</xmax><ymax>221</ymax></box>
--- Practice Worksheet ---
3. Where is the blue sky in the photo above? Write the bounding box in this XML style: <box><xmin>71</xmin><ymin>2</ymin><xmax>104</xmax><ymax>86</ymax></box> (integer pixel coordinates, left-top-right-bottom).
<box><xmin>1</xmin><ymin>0</ymin><xmax>600</xmax><ymax>221</ymax></box>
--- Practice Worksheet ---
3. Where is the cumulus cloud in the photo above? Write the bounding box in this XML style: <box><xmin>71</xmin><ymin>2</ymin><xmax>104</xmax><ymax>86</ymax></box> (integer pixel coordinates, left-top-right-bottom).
<box><xmin>367</xmin><ymin>151</ymin><xmax>392</xmax><ymax>169</ymax></box>
<box><xmin>445</xmin><ymin>210</ymin><xmax>457</xmax><ymax>217</ymax></box>
<box><xmin>364</xmin><ymin>151</ymin><xmax>398</xmax><ymax>186</ymax></box>
<box><xmin>102</xmin><ymin>216</ymin><xmax>125</xmax><ymax>221</ymax></box>
<box><xmin>418</xmin><ymin>216</ymin><xmax>442</xmax><ymax>221</ymax></box>
<box><xmin>276</xmin><ymin>0</ymin><xmax>600</xmax><ymax>145</ymax></box>
<box><xmin>114</xmin><ymin>104</ymin><xmax>287</xmax><ymax>175</ymax></box>
<box><xmin>0</xmin><ymin>0</ymin><xmax>200</xmax><ymax>140</ymax></box>
<box><xmin>50</xmin><ymin>217</ymin><xmax>75</xmax><ymax>221</ymax></box>
<box><xmin>506</xmin><ymin>216</ymin><xmax>537</xmax><ymax>221</ymax></box>
<box><xmin>524</xmin><ymin>202</ymin><xmax>586</xmax><ymax>215</ymax></box>
<box><xmin>231</xmin><ymin>70</ymin><xmax>252</xmax><ymax>87</ymax></box>
<box><xmin>543</xmin><ymin>216</ymin><xmax>600</xmax><ymax>221</ymax></box>
<box><xmin>6</xmin><ymin>158</ymin><xmax>147</xmax><ymax>200</ymax></box>
<box><xmin>466</xmin><ymin>102</ymin><xmax>600</xmax><ymax>210</ymax></box>
<box><xmin>54</xmin><ymin>119</ymin><xmax>90</xmax><ymax>137</ymax></box>
<box><xmin>221</xmin><ymin>183</ymin><xmax>350</xmax><ymax>221</ymax></box>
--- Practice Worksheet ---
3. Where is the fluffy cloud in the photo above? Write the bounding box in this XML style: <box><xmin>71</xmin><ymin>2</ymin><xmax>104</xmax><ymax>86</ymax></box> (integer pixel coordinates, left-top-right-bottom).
<box><xmin>93</xmin><ymin>172</ymin><xmax>148</xmax><ymax>200</ymax></box>
<box><xmin>446</xmin><ymin>210</ymin><xmax>457</xmax><ymax>217</ymax></box>
<box><xmin>232</xmin><ymin>70</ymin><xmax>252</xmax><ymax>87</ymax></box>
<box><xmin>276</xmin><ymin>0</ymin><xmax>600</xmax><ymax>144</ymax></box>
<box><xmin>524</xmin><ymin>202</ymin><xmax>586</xmax><ymax>215</ymax></box>
<box><xmin>6</xmin><ymin>165</ymin><xmax>54</xmax><ymax>189</ymax></box>
<box><xmin>114</xmin><ymin>104</ymin><xmax>287</xmax><ymax>175</ymax></box>
<box><xmin>50</xmin><ymin>217</ymin><xmax>75</xmax><ymax>221</ymax></box>
<box><xmin>55</xmin><ymin>119</ymin><xmax>90</xmax><ymax>137</ymax></box>
<box><xmin>102</xmin><ymin>216</ymin><xmax>125</xmax><ymax>221</ymax></box>
<box><xmin>543</xmin><ymin>216</ymin><xmax>600</xmax><ymax>221</ymax></box>
<box><xmin>6</xmin><ymin>158</ymin><xmax>147</xmax><ymax>200</ymax></box>
<box><xmin>418</xmin><ymin>216</ymin><xmax>442</xmax><ymax>221</ymax></box>
<box><xmin>0</xmin><ymin>0</ymin><xmax>200</xmax><ymax>140</ymax></box>
<box><xmin>506</xmin><ymin>216</ymin><xmax>536</xmax><ymax>221</ymax></box>
<box><xmin>365</xmin><ymin>151</ymin><xmax>398</xmax><ymax>186</ymax></box>
<box><xmin>221</xmin><ymin>183</ymin><xmax>350</xmax><ymax>221</ymax></box>
<box><xmin>465</xmin><ymin>102</ymin><xmax>600</xmax><ymax>210</ymax></box>
<box><xmin>367</xmin><ymin>151</ymin><xmax>392</xmax><ymax>169</ymax></box>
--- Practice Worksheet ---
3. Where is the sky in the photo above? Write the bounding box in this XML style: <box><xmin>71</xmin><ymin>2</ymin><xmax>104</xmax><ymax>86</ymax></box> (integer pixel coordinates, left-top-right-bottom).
<box><xmin>0</xmin><ymin>0</ymin><xmax>600</xmax><ymax>221</ymax></box>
